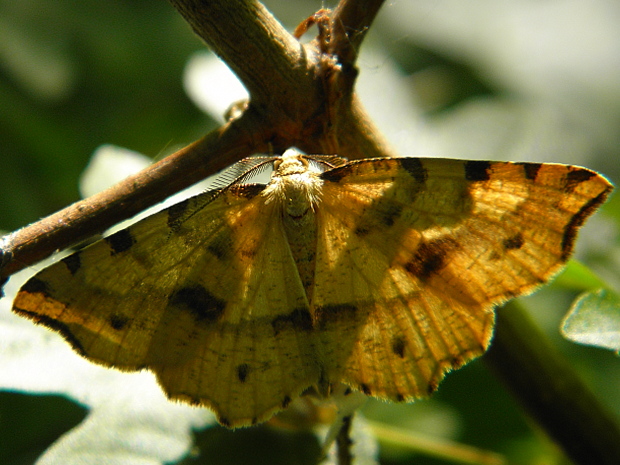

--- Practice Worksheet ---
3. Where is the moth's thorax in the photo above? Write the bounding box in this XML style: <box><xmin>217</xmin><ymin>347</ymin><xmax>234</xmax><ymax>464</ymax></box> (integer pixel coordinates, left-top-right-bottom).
<box><xmin>262</xmin><ymin>152</ymin><xmax>324</xmax><ymax>218</ymax></box>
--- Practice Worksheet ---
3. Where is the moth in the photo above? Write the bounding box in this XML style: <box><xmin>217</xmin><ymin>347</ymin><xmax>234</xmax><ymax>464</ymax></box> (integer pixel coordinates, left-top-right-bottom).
<box><xmin>12</xmin><ymin>150</ymin><xmax>613</xmax><ymax>427</ymax></box>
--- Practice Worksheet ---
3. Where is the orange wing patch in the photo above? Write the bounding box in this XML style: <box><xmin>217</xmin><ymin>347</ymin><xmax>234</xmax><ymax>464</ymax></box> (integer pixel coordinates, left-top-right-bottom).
<box><xmin>12</xmin><ymin>150</ymin><xmax>613</xmax><ymax>427</ymax></box>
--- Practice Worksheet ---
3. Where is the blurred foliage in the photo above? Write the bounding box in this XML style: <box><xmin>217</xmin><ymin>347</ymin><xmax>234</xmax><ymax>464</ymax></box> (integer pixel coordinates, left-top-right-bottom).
<box><xmin>0</xmin><ymin>0</ymin><xmax>211</xmax><ymax>231</ymax></box>
<box><xmin>1</xmin><ymin>1</ymin><xmax>619</xmax><ymax>465</ymax></box>
<box><xmin>562</xmin><ymin>288</ymin><xmax>620</xmax><ymax>354</ymax></box>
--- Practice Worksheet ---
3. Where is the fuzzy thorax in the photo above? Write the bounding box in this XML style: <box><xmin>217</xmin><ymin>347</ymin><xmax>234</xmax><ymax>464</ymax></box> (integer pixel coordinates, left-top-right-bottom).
<box><xmin>262</xmin><ymin>151</ymin><xmax>324</xmax><ymax>218</ymax></box>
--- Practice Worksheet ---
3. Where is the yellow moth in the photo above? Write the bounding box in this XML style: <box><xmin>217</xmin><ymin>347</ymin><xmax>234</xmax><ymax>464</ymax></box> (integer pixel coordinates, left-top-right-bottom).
<box><xmin>13</xmin><ymin>150</ymin><xmax>613</xmax><ymax>427</ymax></box>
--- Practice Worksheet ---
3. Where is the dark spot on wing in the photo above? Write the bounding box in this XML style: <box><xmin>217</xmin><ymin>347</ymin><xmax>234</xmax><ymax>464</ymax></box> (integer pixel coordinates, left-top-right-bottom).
<box><xmin>518</xmin><ymin>162</ymin><xmax>542</xmax><ymax>181</ymax></box>
<box><xmin>321</xmin><ymin>164</ymin><xmax>354</xmax><ymax>182</ymax></box>
<box><xmin>449</xmin><ymin>356</ymin><xmax>466</xmax><ymax>370</ymax></box>
<box><xmin>169</xmin><ymin>284</ymin><xmax>226</xmax><ymax>323</ymax></box>
<box><xmin>109</xmin><ymin>313</ymin><xmax>130</xmax><ymax>331</ymax></box>
<box><xmin>237</xmin><ymin>363</ymin><xmax>250</xmax><ymax>383</ymax></box>
<box><xmin>406</xmin><ymin>238</ymin><xmax>457</xmax><ymax>280</ymax></box>
<box><xmin>564</xmin><ymin>168</ymin><xmax>596</xmax><ymax>193</ymax></box>
<box><xmin>354</xmin><ymin>226</ymin><xmax>370</xmax><ymax>237</ymax></box>
<box><xmin>167</xmin><ymin>198</ymin><xmax>190</xmax><ymax>230</ymax></box>
<box><xmin>207</xmin><ymin>233</ymin><xmax>234</xmax><ymax>261</ymax></box>
<box><xmin>20</xmin><ymin>277</ymin><xmax>50</xmax><ymax>295</ymax></box>
<box><xmin>105</xmin><ymin>229</ymin><xmax>135</xmax><ymax>255</ymax></box>
<box><xmin>359</xmin><ymin>383</ymin><xmax>371</xmax><ymax>395</ymax></box>
<box><xmin>62</xmin><ymin>253</ymin><xmax>82</xmax><ymax>275</ymax></box>
<box><xmin>344</xmin><ymin>387</ymin><xmax>353</xmax><ymax>396</ymax></box>
<box><xmin>400</xmin><ymin>158</ymin><xmax>428</xmax><ymax>184</ymax></box>
<box><xmin>188</xmin><ymin>397</ymin><xmax>202</xmax><ymax>407</ymax></box>
<box><xmin>218</xmin><ymin>416</ymin><xmax>231</xmax><ymax>427</ymax></box>
<box><xmin>392</xmin><ymin>336</ymin><xmax>406</xmax><ymax>358</ymax></box>
<box><xmin>464</xmin><ymin>160</ymin><xmax>492</xmax><ymax>181</ymax></box>
<box><xmin>427</xmin><ymin>380</ymin><xmax>439</xmax><ymax>395</ymax></box>
<box><xmin>396</xmin><ymin>393</ymin><xmax>405</xmax><ymax>402</ymax></box>
<box><xmin>251</xmin><ymin>417</ymin><xmax>258</xmax><ymax>425</ymax></box>
<box><xmin>376</xmin><ymin>200</ymin><xmax>403</xmax><ymax>227</ymax></box>
<box><xmin>271</xmin><ymin>307</ymin><xmax>313</xmax><ymax>335</ymax></box>
<box><xmin>503</xmin><ymin>233</ymin><xmax>524</xmax><ymax>250</ymax></box>
<box><xmin>315</xmin><ymin>304</ymin><xmax>358</xmax><ymax>329</ymax></box>
<box><xmin>561</xmin><ymin>192</ymin><xmax>608</xmax><ymax>261</ymax></box>
<box><xmin>281</xmin><ymin>395</ymin><xmax>292</xmax><ymax>408</ymax></box>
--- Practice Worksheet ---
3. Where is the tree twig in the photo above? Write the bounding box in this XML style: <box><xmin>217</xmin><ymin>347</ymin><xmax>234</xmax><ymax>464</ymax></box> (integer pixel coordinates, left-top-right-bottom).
<box><xmin>1</xmin><ymin>117</ymin><xmax>253</xmax><ymax>280</ymax></box>
<box><xmin>330</xmin><ymin>0</ymin><xmax>385</xmax><ymax>67</ymax></box>
<box><xmin>0</xmin><ymin>0</ymin><xmax>389</xmax><ymax>283</ymax></box>
<box><xmin>336</xmin><ymin>414</ymin><xmax>354</xmax><ymax>465</ymax></box>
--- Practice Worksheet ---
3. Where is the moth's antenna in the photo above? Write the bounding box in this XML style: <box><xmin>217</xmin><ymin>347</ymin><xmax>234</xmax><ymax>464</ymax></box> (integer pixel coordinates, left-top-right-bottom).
<box><xmin>230</xmin><ymin>157</ymin><xmax>277</xmax><ymax>186</ymax></box>
<box><xmin>306</xmin><ymin>154</ymin><xmax>348</xmax><ymax>171</ymax></box>
<box><xmin>208</xmin><ymin>156</ymin><xmax>277</xmax><ymax>193</ymax></box>
<box><xmin>167</xmin><ymin>156</ymin><xmax>279</xmax><ymax>231</ymax></box>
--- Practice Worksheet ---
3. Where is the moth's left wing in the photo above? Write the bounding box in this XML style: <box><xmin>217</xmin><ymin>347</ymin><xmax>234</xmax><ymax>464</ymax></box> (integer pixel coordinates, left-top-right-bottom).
<box><xmin>312</xmin><ymin>157</ymin><xmax>612</xmax><ymax>401</ymax></box>
<box><xmin>13</xmin><ymin>184</ymin><xmax>319</xmax><ymax>426</ymax></box>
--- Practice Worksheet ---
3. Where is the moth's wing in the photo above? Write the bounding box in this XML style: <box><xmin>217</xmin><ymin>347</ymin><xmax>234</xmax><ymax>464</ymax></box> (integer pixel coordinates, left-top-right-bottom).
<box><xmin>13</xmin><ymin>185</ymin><xmax>320</xmax><ymax>427</ymax></box>
<box><xmin>314</xmin><ymin>158</ymin><xmax>612</xmax><ymax>401</ymax></box>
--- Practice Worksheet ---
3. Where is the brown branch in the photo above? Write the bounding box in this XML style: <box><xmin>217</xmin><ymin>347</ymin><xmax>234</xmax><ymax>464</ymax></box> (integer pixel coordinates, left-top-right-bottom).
<box><xmin>0</xmin><ymin>0</ymin><xmax>391</xmax><ymax>282</ymax></box>
<box><xmin>1</xmin><ymin>118</ymin><xmax>256</xmax><ymax>279</ymax></box>
<box><xmin>167</xmin><ymin>0</ymin><xmax>392</xmax><ymax>157</ymax></box>
<box><xmin>167</xmin><ymin>0</ymin><xmax>312</xmax><ymax>108</ymax></box>
<box><xmin>331</xmin><ymin>0</ymin><xmax>386</xmax><ymax>67</ymax></box>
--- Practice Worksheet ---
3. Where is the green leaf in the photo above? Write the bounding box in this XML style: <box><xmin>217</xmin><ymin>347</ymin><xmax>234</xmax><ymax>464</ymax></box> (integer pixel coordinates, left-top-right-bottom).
<box><xmin>561</xmin><ymin>289</ymin><xmax>620</xmax><ymax>353</ymax></box>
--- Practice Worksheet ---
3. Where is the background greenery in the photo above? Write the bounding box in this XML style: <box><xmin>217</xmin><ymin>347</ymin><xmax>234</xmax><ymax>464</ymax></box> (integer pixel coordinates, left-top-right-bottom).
<box><xmin>1</xmin><ymin>1</ymin><xmax>619</xmax><ymax>464</ymax></box>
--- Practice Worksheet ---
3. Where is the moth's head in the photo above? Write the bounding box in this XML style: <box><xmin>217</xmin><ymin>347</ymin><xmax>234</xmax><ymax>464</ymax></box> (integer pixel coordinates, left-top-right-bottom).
<box><xmin>262</xmin><ymin>149</ymin><xmax>324</xmax><ymax>216</ymax></box>
<box><xmin>272</xmin><ymin>149</ymin><xmax>312</xmax><ymax>177</ymax></box>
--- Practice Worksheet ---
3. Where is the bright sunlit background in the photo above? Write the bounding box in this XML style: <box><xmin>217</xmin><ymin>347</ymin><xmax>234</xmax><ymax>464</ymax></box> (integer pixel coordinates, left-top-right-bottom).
<box><xmin>1</xmin><ymin>1</ymin><xmax>619</xmax><ymax>464</ymax></box>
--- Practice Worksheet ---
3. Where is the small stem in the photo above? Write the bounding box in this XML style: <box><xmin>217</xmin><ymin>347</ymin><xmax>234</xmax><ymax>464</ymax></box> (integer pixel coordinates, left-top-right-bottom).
<box><xmin>369</xmin><ymin>420</ymin><xmax>506</xmax><ymax>465</ymax></box>
<box><xmin>336</xmin><ymin>414</ymin><xmax>354</xmax><ymax>465</ymax></box>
